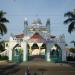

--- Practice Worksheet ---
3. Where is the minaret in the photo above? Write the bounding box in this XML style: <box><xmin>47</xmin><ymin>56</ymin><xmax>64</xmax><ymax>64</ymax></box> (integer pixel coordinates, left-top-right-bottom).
<box><xmin>24</xmin><ymin>18</ymin><xmax>28</xmax><ymax>35</ymax></box>
<box><xmin>46</xmin><ymin>19</ymin><xmax>51</xmax><ymax>33</ymax></box>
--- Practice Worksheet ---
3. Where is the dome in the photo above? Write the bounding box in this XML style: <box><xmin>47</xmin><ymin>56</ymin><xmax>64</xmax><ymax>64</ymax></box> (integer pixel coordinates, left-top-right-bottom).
<box><xmin>32</xmin><ymin>18</ymin><xmax>42</xmax><ymax>25</ymax></box>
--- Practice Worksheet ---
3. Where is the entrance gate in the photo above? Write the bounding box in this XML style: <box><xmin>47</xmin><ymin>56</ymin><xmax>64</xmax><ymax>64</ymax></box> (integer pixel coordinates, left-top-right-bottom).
<box><xmin>12</xmin><ymin>45</ymin><xmax>23</xmax><ymax>63</ymax></box>
<box><xmin>28</xmin><ymin>43</ymin><xmax>46</xmax><ymax>61</ymax></box>
<box><xmin>50</xmin><ymin>44</ymin><xmax>62</xmax><ymax>62</ymax></box>
<box><xmin>50</xmin><ymin>50</ymin><xmax>62</xmax><ymax>62</ymax></box>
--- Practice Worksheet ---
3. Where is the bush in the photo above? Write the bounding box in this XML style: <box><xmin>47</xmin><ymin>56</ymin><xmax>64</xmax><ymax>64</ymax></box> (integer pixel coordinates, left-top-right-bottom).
<box><xmin>0</xmin><ymin>55</ymin><xmax>8</xmax><ymax>60</ymax></box>
<box><xmin>0</xmin><ymin>55</ymin><xmax>1</xmax><ymax>59</ymax></box>
<box><xmin>73</xmin><ymin>56</ymin><xmax>75</xmax><ymax>61</ymax></box>
<box><xmin>66</xmin><ymin>56</ymin><xmax>73</xmax><ymax>61</ymax></box>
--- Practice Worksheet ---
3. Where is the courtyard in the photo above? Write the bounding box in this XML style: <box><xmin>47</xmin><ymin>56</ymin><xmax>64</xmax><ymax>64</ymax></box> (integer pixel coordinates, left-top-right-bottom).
<box><xmin>0</xmin><ymin>61</ymin><xmax>75</xmax><ymax>75</ymax></box>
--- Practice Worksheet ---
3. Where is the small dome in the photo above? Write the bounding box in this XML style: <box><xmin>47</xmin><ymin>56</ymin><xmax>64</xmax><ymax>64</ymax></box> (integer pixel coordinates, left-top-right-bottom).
<box><xmin>37</xmin><ymin>18</ymin><xmax>42</xmax><ymax>24</ymax></box>
<box><xmin>32</xmin><ymin>18</ymin><xmax>42</xmax><ymax>25</ymax></box>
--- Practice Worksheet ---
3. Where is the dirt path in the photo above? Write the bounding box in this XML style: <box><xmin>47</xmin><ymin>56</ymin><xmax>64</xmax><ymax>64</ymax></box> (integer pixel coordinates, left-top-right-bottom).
<box><xmin>0</xmin><ymin>61</ymin><xmax>75</xmax><ymax>75</ymax></box>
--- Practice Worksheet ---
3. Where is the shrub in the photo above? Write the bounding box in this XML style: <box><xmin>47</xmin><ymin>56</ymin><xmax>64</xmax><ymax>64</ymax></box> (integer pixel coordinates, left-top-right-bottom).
<box><xmin>66</xmin><ymin>56</ymin><xmax>73</xmax><ymax>61</ymax></box>
<box><xmin>73</xmin><ymin>56</ymin><xmax>75</xmax><ymax>61</ymax></box>
<box><xmin>0</xmin><ymin>55</ymin><xmax>8</xmax><ymax>60</ymax></box>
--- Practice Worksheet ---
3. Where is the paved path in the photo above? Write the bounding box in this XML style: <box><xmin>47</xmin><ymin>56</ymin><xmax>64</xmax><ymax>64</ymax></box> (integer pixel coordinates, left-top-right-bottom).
<box><xmin>0</xmin><ymin>61</ymin><xmax>75</xmax><ymax>75</ymax></box>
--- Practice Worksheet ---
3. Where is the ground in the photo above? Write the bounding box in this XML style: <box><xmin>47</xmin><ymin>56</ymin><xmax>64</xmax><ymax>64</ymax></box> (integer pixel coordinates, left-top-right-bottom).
<box><xmin>0</xmin><ymin>61</ymin><xmax>75</xmax><ymax>75</ymax></box>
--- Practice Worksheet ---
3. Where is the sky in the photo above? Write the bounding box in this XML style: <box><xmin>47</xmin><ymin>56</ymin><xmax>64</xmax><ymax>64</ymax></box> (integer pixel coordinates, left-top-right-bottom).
<box><xmin>0</xmin><ymin>0</ymin><xmax>75</xmax><ymax>47</ymax></box>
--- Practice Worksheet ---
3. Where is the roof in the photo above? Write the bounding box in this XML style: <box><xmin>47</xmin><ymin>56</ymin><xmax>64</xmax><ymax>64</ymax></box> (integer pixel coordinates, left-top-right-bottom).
<box><xmin>50</xmin><ymin>35</ymin><xmax>56</xmax><ymax>38</ymax></box>
<box><xmin>15</xmin><ymin>33</ymin><xmax>24</xmax><ymax>38</ymax></box>
<box><xmin>28</xmin><ymin>32</ymin><xmax>45</xmax><ymax>43</ymax></box>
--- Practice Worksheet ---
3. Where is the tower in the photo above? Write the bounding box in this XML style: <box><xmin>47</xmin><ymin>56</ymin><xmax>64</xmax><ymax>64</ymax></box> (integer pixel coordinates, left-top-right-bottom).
<box><xmin>24</xmin><ymin>18</ymin><xmax>28</xmax><ymax>35</ymax></box>
<box><xmin>46</xmin><ymin>19</ymin><xmax>51</xmax><ymax>33</ymax></box>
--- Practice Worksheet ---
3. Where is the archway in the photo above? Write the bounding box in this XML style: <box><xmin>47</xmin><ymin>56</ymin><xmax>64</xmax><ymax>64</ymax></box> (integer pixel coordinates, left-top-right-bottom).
<box><xmin>50</xmin><ymin>44</ymin><xmax>62</xmax><ymax>62</ymax></box>
<box><xmin>32</xmin><ymin>43</ymin><xmax>39</xmax><ymax>49</ymax></box>
<box><xmin>28</xmin><ymin>43</ymin><xmax>47</xmax><ymax>61</ymax></box>
<box><xmin>12</xmin><ymin>44</ymin><xmax>23</xmax><ymax>63</ymax></box>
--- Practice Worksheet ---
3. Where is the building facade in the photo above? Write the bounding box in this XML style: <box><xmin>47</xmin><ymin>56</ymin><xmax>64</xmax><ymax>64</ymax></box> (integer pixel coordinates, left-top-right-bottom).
<box><xmin>6</xmin><ymin>18</ymin><xmax>66</xmax><ymax>63</ymax></box>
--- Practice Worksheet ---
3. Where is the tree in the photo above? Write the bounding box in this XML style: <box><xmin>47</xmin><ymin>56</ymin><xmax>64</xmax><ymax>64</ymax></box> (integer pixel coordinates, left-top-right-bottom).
<box><xmin>0</xmin><ymin>10</ymin><xmax>9</xmax><ymax>36</ymax></box>
<box><xmin>64</xmin><ymin>9</ymin><xmax>75</xmax><ymax>34</ymax></box>
<box><xmin>0</xmin><ymin>41</ymin><xmax>5</xmax><ymax>52</ymax></box>
<box><xmin>69</xmin><ymin>48</ymin><xmax>75</xmax><ymax>53</ymax></box>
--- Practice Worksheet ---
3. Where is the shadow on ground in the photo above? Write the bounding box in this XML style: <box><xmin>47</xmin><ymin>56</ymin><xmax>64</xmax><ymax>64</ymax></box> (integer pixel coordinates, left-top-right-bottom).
<box><xmin>0</xmin><ymin>63</ymin><xmax>20</xmax><ymax>75</ymax></box>
<box><xmin>23</xmin><ymin>61</ymin><xmax>75</xmax><ymax>75</ymax></box>
<box><xmin>0</xmin><ymin>61</ymin><xmax>75</xmax><ymax>75</ymax></box>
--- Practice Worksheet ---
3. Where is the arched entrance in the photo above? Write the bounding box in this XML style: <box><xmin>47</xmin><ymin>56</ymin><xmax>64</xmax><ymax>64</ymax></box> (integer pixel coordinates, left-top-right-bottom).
<box><xmin>28</xmin><ymin>43</ymin><xmax>46</xmax><ymax>61</ymax></box>
<box><xmin>31</xmin><ymin>43</ymin><xmax>39</xmax><ymax>55</ymax></box>
<box><xmin>50</xmin><ymin>44</ymin><xmax>62</xmax><ymax>62</ymax></box>
<box><xmin>12</xmin><ymin>44</ymin><xmax>23</xmax><ymax>63</ymax></box>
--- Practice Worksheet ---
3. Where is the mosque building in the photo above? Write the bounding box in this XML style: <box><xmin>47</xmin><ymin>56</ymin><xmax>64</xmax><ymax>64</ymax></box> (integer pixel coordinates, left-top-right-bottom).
<box><xmin>6</xmin><ymin>18</ymin><xmax>67</xmax><ymax>63</ymax></box>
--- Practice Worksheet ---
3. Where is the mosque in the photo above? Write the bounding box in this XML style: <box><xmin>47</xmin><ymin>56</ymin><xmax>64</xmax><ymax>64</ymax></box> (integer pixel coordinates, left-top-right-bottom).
<box><xmin>7</xmin><ymin>18</ymin><xmax>67</xmax><ymax>63</ymax></box>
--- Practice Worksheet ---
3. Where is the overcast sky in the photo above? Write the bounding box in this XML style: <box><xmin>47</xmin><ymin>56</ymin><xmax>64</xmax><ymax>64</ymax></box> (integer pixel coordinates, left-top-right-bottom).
<box><xmin>0</xmin><ymin>0</ymin><xmax>75</xmax><ymax>47</ymax></box>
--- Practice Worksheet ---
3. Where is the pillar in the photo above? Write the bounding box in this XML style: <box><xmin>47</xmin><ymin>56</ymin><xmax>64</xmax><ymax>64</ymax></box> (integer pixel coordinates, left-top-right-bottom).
<box><xmin>38</xmin><ymin>43</ymin><xmax>42</xmax><ymax>54</ymax></box>
<box><xmin>29</xmin><ymin>43</ymin><xmax>33</xmax><ymax>56</ymax></box>
<box><xmin>46</xmin><ymin>42</ymin><xmax>50</xmax><ymax>62</ymax></box>
<box><xmin>59</xmin><ymin>42</ymin><xmax>66</xmax><ymax>61</ymax></box>
<box><xmin>8</xmin><ymin>41</ymin><xmax>13</xmax><ymax>61</ymax></box>
<box><xmin>8</xmin><ymin>48</ymin><xmax>12</xmax><ymax>61</ymax></box>
<box><xmin>22</xmin><ymin>41</ymin><xmax>28</xmax><ymax>62</ymax></box>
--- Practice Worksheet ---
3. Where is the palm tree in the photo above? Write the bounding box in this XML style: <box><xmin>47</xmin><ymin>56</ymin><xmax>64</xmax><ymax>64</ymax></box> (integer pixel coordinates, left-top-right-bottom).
<box><xmin>0</xmin><ymin>10</ymin><xmax>9</xmax><ymax>36</ymax></box>
<box><xmin>64</xmin><ymin>10</ymin><xmax>75</xmax><ymax>34</ymax></box>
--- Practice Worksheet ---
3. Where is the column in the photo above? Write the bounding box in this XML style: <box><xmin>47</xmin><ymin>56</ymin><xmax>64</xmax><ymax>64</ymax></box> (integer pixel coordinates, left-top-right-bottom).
<box><xmin>22</xmin><ymin>41</ymin><xmax>27</xmax><ymax>62</ymax></box>
<box><xmin>38</xmin><ymin>43</ymin><xmax>42</xmax><ymax>54</ymax></box>
<box><xmin>8</xmin><ymin>48</ymin><xmax>12</xmax><ymax>61</ymax></box>
<box><xmin>29</xmin><ymin>43</ymin><xmax>33</xmax><ymax>56</ymax></box>
<box><xmin>46</xmin><ymin>43</ymin><xmax>51</xmax><ymax>62</ymax></box>
<box><xmin>8</xmin><ymin>42</ymin><xmax>12</xmax><ymax>61</ymax></box>
<box><xmin>60</xmin><ymin>42</ymin><xmax>66</xmax><ymax>61</ymax></box>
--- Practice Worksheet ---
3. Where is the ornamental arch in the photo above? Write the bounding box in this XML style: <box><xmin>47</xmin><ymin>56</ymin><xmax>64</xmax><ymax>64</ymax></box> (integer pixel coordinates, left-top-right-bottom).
<box><xmin>50</xmin><ymin>44</ymin><xmax>62</xmax><ymax>62</ymax></box>
<box><xmin>12</xmin><ymin>44</ymin><xmax>23</xmax><ymax>63</ymax></box>
<box><xmin>27</xmin><ymin>42</ymin><xmax>47</xmax><ymax>61</ymax></box>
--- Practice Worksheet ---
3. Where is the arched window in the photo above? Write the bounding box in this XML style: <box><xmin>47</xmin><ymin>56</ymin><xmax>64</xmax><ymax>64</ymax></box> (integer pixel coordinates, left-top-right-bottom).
<box><xmin>32</xmin><ymin>43</ymin><xmax>39</xmax><ymax>49</ymax></box>
<box><xmin>41</xmin><ymin>43</ymin><xmax>46</xmax><ymax>49</ymax></box>
<box><xmin>51</xmin><ymin>44</ymin><xmax>61</xmax><ymax>58</ymax></box>
<box><xmin>54</xmin><ymin>44</ymin><xmax>61</xmax><ymax>50</ymax></box>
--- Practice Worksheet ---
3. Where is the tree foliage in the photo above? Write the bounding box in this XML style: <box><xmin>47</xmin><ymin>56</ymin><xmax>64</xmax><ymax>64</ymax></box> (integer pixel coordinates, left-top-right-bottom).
<box><xmin>0</xmin><ymin>10</ymin><xmax>9</xmax><ymax>36</ymax></box>
<box><xmin>0</xmin><ymin>41</ymin><xmax>5</xmax><ymax>52</ymax></box>
<box><xmin>64</xmin><ymin>10</ymin><xmax>75</xmax><ymax>34</ymax></box>
<box><xmin>69</xmin><ymin>48</ymin><xmax>75</xmax><ymax>53</ymax></box>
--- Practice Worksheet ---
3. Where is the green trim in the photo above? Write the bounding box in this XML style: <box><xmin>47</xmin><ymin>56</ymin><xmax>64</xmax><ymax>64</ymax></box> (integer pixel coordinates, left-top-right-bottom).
<box><xmin>12</xmin><ymin>48</ymin><xmax>23</xmax><ymax>63</ymax></box>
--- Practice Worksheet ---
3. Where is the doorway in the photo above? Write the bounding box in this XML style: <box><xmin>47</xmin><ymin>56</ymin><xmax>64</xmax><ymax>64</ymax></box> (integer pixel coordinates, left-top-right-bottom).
<box><xmin>12</xmin><ymin>44</ymin><xmax>23</xmax><ymax>63</ymax></box>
